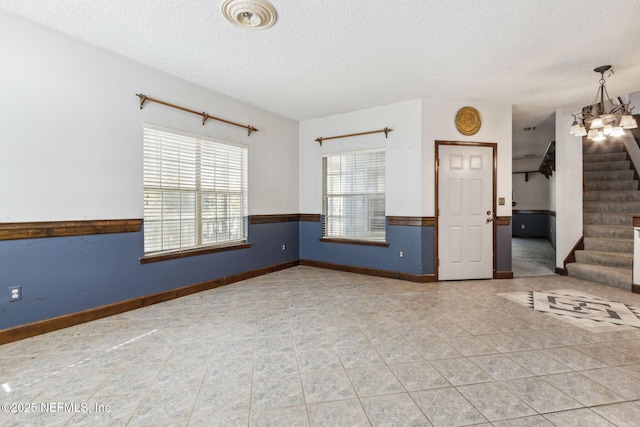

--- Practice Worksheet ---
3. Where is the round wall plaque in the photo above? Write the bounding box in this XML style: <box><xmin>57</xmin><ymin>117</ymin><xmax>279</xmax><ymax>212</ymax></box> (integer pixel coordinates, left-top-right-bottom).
<box><xmin>455</xmin><ymin>106</ymin><xmax>481</xmax><ymax>136</ymax></box>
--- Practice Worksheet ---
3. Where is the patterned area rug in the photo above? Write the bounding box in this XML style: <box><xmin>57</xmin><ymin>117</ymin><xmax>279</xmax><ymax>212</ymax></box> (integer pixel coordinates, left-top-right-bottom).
<box><xmin>498</xmin><ymin>289</ymin><xmax>640</xmax><ymax>332</ymax></box>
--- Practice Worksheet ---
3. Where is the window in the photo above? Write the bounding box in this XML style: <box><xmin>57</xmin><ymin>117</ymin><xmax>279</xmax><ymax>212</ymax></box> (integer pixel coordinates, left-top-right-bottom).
<box><xmin>322</xmin><ymin>149</ymin><xmax>386</xmax><ymax>242</ymax></box>
<box><xmin>143</xmin><ymin>125</ymin><xmax>248</xmax><ymax>254</ymax></box>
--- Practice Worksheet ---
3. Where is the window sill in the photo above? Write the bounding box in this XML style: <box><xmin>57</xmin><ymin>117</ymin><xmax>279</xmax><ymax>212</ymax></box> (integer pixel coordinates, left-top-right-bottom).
<box><xmin>139</xmin><ymin>242</ymin><xmax>252</xmax><ymax>264</ymax></box>
<box><xmin>319</xmin><ymin>237</ymin><xmax>390</xmax><ymax>247</ymax></box>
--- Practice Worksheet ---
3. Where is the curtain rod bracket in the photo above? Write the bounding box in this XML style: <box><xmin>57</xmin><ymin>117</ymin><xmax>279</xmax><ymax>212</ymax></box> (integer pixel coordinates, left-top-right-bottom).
<box><xmin>315</xmin><ymin>137</ymin><xmax>324</xmax><ymax>146</ymax></box>
<box><xmin>137</xmin><ymin>93</ymin><xmax>148</xmax><ymax>110</ymax></box>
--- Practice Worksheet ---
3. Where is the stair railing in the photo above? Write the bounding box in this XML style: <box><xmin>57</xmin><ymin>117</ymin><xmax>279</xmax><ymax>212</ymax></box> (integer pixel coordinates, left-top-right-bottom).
<box><xmin>538</xmin><ymin>140</ymin><xmax>555</xmax><ymax>179</ymax></box>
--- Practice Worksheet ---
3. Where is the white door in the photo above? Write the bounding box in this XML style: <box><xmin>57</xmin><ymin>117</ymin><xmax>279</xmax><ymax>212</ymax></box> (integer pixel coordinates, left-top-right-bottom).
<box><xmin>438</xmin><ymin>144</ymin><xmax>494</xmax><ymax>280</ymax></box>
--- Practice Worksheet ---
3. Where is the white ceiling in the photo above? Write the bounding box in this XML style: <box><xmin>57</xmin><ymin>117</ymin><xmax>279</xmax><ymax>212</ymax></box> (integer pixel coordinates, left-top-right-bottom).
<box><xmin>2</xmin><ymin>0</ymin><xmax>640</xmax><ymax>156</ymax></box>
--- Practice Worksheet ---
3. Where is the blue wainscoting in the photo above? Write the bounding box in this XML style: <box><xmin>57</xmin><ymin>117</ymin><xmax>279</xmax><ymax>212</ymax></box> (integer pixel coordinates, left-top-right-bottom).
<box><xmin>512</xmin><ymin>210</ymin><xmax>556</xmax><ymax>247</ymax></box>
<box><xmin>496</xmin><ymin>223</ymin><xmax>513</xmax><ymax>274</ymax></box>
<box><xmin>0</xmin><ymin>220</ymin><xmax>299</xmax><ymax>330</ymax></box>
<box><xmin>421</xmin><ymin>226</ymin><xmax>435</xmax><ymax>275</ymax></box>
<box><xmin>1</xmin><ymin>215</ymin><xmax>515</xmax><ymax>332</ymax></box>
<box><xmin>299</xmin><ymin>217</ymin><xmax>434</xmax><ymax>276</ymax></box>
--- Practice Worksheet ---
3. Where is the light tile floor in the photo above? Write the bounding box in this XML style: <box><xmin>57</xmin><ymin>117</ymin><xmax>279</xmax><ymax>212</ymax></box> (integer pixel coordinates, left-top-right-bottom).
<box><xmin>1</xmin><ymin>266</ymin><xmax>640</xmax><ymax>426</ymax></box>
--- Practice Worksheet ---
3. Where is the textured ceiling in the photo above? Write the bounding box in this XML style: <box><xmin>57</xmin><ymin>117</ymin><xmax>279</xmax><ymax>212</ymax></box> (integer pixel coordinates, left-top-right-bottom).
<box><xmin>2</xmin><ymin>0</ymin><xmax>640</xmax><ymax>155</ymax></box>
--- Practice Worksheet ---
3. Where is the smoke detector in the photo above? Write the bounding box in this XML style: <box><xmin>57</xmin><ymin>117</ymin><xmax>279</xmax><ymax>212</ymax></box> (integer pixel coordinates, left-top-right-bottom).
<box><xmin>221</xmin><ymin>0</ymin><xmax>278</xmax><ymax>30</ymax></box>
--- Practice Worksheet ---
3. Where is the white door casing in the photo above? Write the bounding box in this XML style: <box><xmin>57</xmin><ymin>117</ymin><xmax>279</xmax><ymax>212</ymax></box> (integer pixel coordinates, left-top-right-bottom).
<box><xmin>437</xmin><ymin>144</ymin><xmax>494</xmax><ymax>280</ymax></box>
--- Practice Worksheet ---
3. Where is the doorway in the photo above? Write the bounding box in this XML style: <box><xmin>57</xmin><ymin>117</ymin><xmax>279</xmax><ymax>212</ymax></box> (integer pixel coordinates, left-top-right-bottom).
<box><xmin>511</xmin><ymin>168</ymin><xmax>557</xmax><ymax>277</ymax></box>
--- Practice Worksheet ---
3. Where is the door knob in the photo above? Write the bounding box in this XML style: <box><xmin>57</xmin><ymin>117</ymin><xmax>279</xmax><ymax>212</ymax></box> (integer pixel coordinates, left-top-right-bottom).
<box><xmin>486</xmin><ymin>211</ymin><xmax>494</xmax><ymax>223</ymax></box>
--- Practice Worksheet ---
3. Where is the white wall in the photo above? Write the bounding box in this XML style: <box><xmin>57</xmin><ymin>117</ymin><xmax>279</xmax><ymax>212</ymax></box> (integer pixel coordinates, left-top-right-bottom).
<box><xmin>550</xmin><ymin>173</ymin><xmax>556</xmax><ymax>212</ymax></box>
<box><xmin>512</xmin><ymin>173</ymin><xmax>553</xmax><ymax>211</ymax></box>
<box><xmin>0</xmin><ymin>10</ymin><xmax>299</xmax><ymax>222</ymax></box>
<box><xmin>299</xmin><ymin>100</ymin><xmax>423</xmax><ymax>215</ymax></box>
<box><xmin>421</xmin><ymin>99</ymin><xmax>513</xmax><ymax>217</ymax></box>
<box><xmin>628</xmin><ymin>91</ymin><xmax>640</xmax><ymax>112</ymax></box>
<box><xmin>299</xmin><ymin>99</ymin><xmax>512</xmax><ymax>218</ymax></box>
<box><xmin>512</xmin><ymin>155</ymin><xmax>555</xmax><ymax>212</ymax></box>
<box><xmin>555</xmin><ymin>109</ymin><xmax>583</xmax><ymax>268</ymax></box>
<box><xmin>512</xmin><ymin>157</ymin><xmax>542</xmax><ymax>173</ymax></box>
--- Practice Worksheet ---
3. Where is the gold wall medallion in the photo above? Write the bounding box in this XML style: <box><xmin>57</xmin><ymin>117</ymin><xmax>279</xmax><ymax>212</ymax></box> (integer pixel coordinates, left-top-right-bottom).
<box><xmin>455</xmin><ymin>106</ymin><xmax>481</xmax><ymax>136</ymax></box>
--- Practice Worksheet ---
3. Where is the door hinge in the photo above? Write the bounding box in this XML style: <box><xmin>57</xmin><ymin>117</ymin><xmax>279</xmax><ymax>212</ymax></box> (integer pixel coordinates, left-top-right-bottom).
<box><xmin>437</xmin><ymin>258</ymin><xmax>440</xmax><ymax>266</ymax></box>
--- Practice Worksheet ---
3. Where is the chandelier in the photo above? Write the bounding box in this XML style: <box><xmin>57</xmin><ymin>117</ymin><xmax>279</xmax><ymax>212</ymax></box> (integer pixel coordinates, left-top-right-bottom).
<box><xmin>569</xmin><ymin>65</ymin><xmax>637</xmax><ymax>141</ymax></box>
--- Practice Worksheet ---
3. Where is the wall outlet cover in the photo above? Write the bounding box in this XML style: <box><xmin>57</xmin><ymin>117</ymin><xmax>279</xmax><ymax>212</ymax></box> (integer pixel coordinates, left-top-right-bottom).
<box><xmin>9</xmin><ymin>286</ymin><xmax>22</xmax><ymax>301</ymax></box>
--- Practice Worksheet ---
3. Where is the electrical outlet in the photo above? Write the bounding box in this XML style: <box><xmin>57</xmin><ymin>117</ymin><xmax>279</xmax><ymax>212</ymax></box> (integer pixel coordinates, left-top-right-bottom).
<box><xmin>399</xmin><ymin>251</ymin><xmax>404</xmax><ymax>258</ymax></box>
<box><xmin>521</xmin><ymin>224</ymin><xmax>525</xmax><ymax>230</ymax></box>
<box><xmin>281</xmin><ymin>243</ymin><xmax>286</xmax><ymax>251</ymax></box>
<box><xmin>9</xmin><ymin>286</ymin><xmax>21</xmax><ymax>302</ymax></box>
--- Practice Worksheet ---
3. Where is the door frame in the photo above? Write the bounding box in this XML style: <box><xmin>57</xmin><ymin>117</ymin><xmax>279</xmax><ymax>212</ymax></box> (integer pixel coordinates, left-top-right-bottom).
<box><xmin>435</xmin><ymin>140</ymin><xmax>498</xmax><ymax>280</ymax></box>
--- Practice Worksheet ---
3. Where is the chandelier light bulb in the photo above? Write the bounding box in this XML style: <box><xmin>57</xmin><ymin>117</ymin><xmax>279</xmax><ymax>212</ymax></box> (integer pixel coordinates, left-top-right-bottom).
<box><xmin>570</xmin><ymin>120</ymin><xmax>581</xmax><ymax>135</ymax></box>
<box><xmin>593</xmin><ymin>131</ymin><xmax>606</xmax><ymax>142</ymax></box>
<box><xmin>587</xmin><ymin>129</ymin><xmax>599</xmax><ymax>140</ymax></box>
<box><xmin>575</xmin><ymin>125</ymin><xmax>587</xmax><ymax>137</ymax></box>
<box><xmin>240</xmin><ymin>12</ymin><xmax>256</xmax><ymax>26</ymax></box>
<box><xmin>610</xmin><ymin>126</ymin><xmax>625</xmax><ymax>137</ymax></box>
<box><xmin>590</xmin><ymin>117</ymin><xmax>604</xmax><ymax>129</ymax></box>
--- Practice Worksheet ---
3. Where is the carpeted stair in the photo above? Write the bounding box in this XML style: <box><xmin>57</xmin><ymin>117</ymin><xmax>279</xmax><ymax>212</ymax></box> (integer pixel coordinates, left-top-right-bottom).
<box><xmin>566</xmin><ymin>141</ymin><xmax>637</xmax><ymax>291</ymax></box>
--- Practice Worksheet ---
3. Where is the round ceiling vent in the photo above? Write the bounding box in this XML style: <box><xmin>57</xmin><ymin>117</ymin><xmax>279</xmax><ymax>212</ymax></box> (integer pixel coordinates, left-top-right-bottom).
<box><xmin>221</xmin><ymin>0</ymin><xmax>278</xmax><ymax>30</ymax></box>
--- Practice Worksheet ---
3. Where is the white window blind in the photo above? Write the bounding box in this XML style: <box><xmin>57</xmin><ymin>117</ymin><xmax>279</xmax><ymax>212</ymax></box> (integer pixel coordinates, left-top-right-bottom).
<box><xmin>143</xmin><ymin>126</ymin><xmax>248</xmax><ymax>254</ymax></box>
<box><xmin>322</xmin><ymin>149</ymin><xmax>386</xmax><ymax>241</ymax></box>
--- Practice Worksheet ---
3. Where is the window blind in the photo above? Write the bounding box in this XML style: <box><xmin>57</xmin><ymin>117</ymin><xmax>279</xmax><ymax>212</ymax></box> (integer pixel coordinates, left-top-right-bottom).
<box><xmin>143</xmin><ymin>126</ymin><xmax>248</xmax><ymax>254</ymax></box>
<box><xmin>322</xmin><ymin>149</ymin><xmax>386</xmax><ymax>241</ymax></box>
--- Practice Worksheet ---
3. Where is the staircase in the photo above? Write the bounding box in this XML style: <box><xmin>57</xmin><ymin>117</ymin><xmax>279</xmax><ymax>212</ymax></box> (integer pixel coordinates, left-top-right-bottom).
<box><xmin>566</xmin><ymin>141</ymin><xmax>638</xmax><ymax>291</ymax></box>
